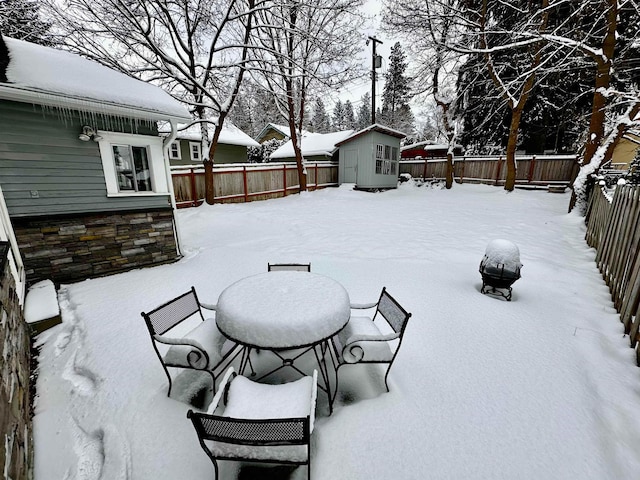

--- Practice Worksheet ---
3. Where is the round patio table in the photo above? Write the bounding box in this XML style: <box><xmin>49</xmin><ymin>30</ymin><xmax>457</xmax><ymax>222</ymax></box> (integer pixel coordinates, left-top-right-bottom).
<box><xmin>216</xmin><ymin>271</ymin><xmax>351</xmax><ymax>413</ymax></box>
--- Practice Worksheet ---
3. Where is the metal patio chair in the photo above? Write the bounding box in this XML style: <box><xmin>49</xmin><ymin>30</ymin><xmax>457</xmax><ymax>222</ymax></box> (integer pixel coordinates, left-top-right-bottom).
<box><xmin>187</xmin><ymin>367</ymin><xmax>317</xmax><ymax>480</ymax></box>
<box><xmin>330</xmin><ymin>287</ymin><xmax>412</xmax><ymax>403</ymax></box>
<box><xmin>141</xmin><ymin>287</ymin><xmax>240</xmax><ymax>396</ymax></box>
<box><xmin>267</xmin><ymin>262</ymin><xmax>311</xmax><ymax>272</ymax></box>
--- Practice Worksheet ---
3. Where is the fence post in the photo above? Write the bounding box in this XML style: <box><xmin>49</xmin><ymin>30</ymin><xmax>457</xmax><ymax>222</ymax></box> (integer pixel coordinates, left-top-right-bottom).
<box><xmin>243</xmin><ymin>166</ymin><xmax>248</xmax><ymax>202</ymax></box>
<box><xmin>495</xmin><ymin>156</ymin><xmax>503</xmax><ymax>186</ymax></box>
<box><xmin>422</xmin><ymin>157</ymin><xmax>427</xmax><ymax>180</ymax></box>
<box><xmin>189</xmin><ymin>168</ymin><xmax>197</xmax><ymax>207</ymax></box>
<box><xmin>528</xmin><ymin>155</ymin><xmax>536</xmax><ymax>183</ymax></box>
<box><xmin>283</xmin><ymin>164</ymin><xmax>287</xmax><ymax>197</ymax></box>
<box><xmin>315</xmin><ymin>163</ymin><xmax>319</xmax><ymax>190</ymax></box>
<box><xmin>459</xmin><ymin>156</ymin><xmax>466</xmax><ymax>184</ymax></box>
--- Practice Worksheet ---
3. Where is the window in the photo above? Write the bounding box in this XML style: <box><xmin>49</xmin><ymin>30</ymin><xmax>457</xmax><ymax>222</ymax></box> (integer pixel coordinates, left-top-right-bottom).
<box><xmin>112</xmin><ymin>144</ymin><xmax>152</xmax><ymax>192</ymax></box>
<box><xmin>169</xmin><ymin>142</ymin><xmax>181</xmax><ymax>160</ymax></box>
<box><xmin>190</xmin><ymin>142</ymin><xmax>202</xmax><ymax>162</ymax></box>
<box><xmin>97</xmin><ymin>131</ymin><xmax>169</xmax><ymax>197</ymax></box>
<box><xmin>375</xmin><ymin>143</ymin><xmax>399</xmax><ymax>175</ymax></box>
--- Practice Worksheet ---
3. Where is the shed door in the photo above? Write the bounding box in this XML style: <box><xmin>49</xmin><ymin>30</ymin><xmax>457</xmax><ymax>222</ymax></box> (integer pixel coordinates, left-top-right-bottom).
<box><xmin>343</xmin><ymin>149</ymin><xmax>357</xmax><ymax>183</ymax></box>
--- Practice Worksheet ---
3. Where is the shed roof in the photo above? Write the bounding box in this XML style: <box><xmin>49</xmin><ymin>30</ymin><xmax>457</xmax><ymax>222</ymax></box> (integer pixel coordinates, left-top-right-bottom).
<box><xmin>335</xmin><ymin>124</ymin><xmax>406</xmax><ymax>147</ymax></box>
<box><xmin>270</xmin><ymin>129</ymin><xmax>354</xmax><ymax>159</ymax></box>
<box><xmin>159</xmin><ymin>122</ymin><xmax>259</xmax><ymax>147</ymax></box>
<box><xmin>0</xmin><ymin>36</ymin><xmax>190</xmax><ymax>122</ymax></box>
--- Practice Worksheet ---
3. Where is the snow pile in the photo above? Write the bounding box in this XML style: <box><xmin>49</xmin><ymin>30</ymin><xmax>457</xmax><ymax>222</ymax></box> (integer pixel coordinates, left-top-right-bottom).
<box><xmin>24</xmin><ymin>280</ymin><xmax>59</xmax><ymax>324</ymax></box>
<box><xmin>482</xmin><ymin>239</ymin><xmax>522</xmax><ymax>270</ymax></box>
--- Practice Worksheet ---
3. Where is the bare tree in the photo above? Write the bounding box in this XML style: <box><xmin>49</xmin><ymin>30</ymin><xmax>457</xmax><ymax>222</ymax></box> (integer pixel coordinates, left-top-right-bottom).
<box><xmin>43</xmin><ymin>0</ymin><xmax>258</xmax><ymax>204</ymax></box>
<box><xmin>383</xmin><ymin>0</ymin><xmax>464</xmax><ymax>189</ymax></box>
<box><xmin>250</xmin><ymin>0</ymin><xmax>365</xmax><ymax>191</ymax></box>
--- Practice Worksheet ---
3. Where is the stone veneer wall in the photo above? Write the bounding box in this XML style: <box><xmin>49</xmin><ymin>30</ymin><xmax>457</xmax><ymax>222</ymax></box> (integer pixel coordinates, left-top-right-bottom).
<box><xmin>12</xmin><ymin>208</ymin><xmax>179</xmax><ymax>285</ymax></box>
<box><xmin>0</xmin><ymin>259</ymin><xmax>32</xmax><ymax>480</ymax></box>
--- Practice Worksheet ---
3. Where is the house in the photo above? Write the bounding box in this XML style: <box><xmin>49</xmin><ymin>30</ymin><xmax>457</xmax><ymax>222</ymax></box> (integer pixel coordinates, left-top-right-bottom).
<box><xmin>269</xmin><ymin>130</ymin><xmax>354</xmax><ymax>163</ymax></box>
<box><xmin>401</xmin><ymin>140</ymin><xmax>464</xmax><ymax>159</ymax></box>
<box><xmin>336</xmin><ymin>124</ymin><xmax>406</xmax><ymax>190</ymax></box>
<box><xmin>610</xmin><ymin>129</ymin><xmax>640</xmax><ymax>169</ymax></box>
<box><xmin>161</xmin><ymin>122</ymin><xmax>259</xmax><ymax>165</ymax></box>
<box><xmin>0</xmin><ymin>36</ymin><xmax>191</xmax><ymax>285</ymax></box>
<box><xmin>255</xmin><ymin>123</ymin><xmax>291</xmax><ymax>143</ymax></box>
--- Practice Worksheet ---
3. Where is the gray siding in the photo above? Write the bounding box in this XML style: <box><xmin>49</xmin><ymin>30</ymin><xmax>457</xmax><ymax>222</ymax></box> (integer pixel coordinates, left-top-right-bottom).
<box><xmin>0</xmin><ymin>100</ymin><xmax>170</xmax><ymax>217</ymax></box>
<box><xmin>339</xmin><ymin>131</ymin><xmax>401</xmax><ymax>189</ymax></box>
<box><xmin>169</xmin><ymin>139</ymin><xmax>249</xmax><ymax>166</ymax></box>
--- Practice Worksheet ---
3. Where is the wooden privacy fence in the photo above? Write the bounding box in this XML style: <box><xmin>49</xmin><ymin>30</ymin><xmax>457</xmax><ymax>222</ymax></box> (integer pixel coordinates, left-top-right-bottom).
<box><xmin>400</xmin><ymin>155</ymin><xmax>580</xmax><ymax>188</ymax></box>
<box><xmin>584</xmin><ymin>184</ymin><xmax>640</xmax><ymax>361</ymax></box>
<box><xmin>171</xmin><ymin>162</ymin><xmax>338</xmax><ymax>207</ymax></box>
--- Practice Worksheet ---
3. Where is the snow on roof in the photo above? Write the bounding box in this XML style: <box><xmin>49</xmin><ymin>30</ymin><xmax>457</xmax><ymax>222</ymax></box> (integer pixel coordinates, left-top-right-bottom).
<box><xmin>270</xmin><ymin>129</ymin><xmax>354</xmax><ymax>159</ymax></box>
<box><xmin>159</xmin><ymin>122</ymin><xmax>259</xmax><ymax>147</ymax></box>
<box><xmin>256</xmin><ymin>123</ymin><xmax>291</xmax><ymax>141</ymax></box>
<box><xmin>0</xmin><ymin>36</ymin><xmax>190</xmax><ymax>121</ymax></box>
<box><xmin>401</xmin><ymin>141</ymin><xmax>464</xmax><ymax>151</ymax></box>
<box><xmin>335</xmin><ymin>124</ymin><xmax>406</xmax><ymax>147</ymax></box>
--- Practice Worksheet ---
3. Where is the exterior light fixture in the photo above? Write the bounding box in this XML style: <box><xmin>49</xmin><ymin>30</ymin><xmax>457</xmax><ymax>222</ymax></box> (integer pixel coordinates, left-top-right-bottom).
<box><xmin>79</xmin><ymin>126</ymin><xmax>102</xmax><ymax>142</ymax></box>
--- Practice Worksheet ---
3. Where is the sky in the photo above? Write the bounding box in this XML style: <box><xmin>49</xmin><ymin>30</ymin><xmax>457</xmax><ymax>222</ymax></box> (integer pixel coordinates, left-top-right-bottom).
<box><xmin>32</xmin><ymin>181</ymin><xmax>640</xmax><ymax>480</ymax></box>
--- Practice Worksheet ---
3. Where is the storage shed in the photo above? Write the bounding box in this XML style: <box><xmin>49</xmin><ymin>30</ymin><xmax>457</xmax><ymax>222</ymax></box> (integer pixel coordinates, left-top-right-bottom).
<box><xmin>336</xmin><ymin>124</ymin><xmax>406</xmax><ymax>190</ymax></box>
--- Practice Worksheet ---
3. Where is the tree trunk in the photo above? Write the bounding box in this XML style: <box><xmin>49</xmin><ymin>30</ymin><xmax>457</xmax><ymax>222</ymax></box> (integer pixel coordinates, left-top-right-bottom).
<box><xmin>504</xmin><ymin>108</ymin><xmax>523</xmax><ymax>191</ymax></box>
<box><xmin>582</xmin><ymin>0</ymin><xmax>617</xmax><ymax>167</ymax></box>
<box><xmin>445</xmin><ymin>152</ymin><xmax>454</xmax><ymax>189</ymax></box>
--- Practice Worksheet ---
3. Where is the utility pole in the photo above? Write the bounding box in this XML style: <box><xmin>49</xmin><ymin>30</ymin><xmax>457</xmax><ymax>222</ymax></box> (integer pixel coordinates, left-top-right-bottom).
<box><xmin>367</xmin><ymin>36</ymin><xmax>383</xmax><ymax>124</ymax></box>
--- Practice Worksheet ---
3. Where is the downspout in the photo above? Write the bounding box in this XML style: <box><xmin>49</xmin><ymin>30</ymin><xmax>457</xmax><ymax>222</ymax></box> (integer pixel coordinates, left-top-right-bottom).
<box><xmin>162</xmin><ymin>119</ymin><xmax>183</xmax><ymax>257</ymax></box>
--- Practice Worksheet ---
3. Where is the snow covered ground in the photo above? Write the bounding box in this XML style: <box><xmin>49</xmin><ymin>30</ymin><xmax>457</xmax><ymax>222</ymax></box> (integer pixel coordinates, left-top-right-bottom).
<box><xmin>33</xmin><ymin>182</ymin><xmax>640</xmax><ymax>480</ymax></box>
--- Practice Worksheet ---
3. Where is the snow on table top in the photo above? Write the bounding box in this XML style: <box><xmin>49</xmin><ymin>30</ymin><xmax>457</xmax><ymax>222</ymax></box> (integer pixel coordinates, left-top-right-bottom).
<box><xmin>216</xmin><ymin>271</ymin><xmax>350</xmax><ymax>348</ymax></box>
<box><xmin>3</xmin><ymin>37</ymin><xmax>189</xmax><ymax>120</ymax></box>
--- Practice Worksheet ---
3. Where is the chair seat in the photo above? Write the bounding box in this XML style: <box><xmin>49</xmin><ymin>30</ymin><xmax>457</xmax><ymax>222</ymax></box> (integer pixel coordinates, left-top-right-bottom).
<box><xmin>222</xmin><ymin>375</ymin><xmax>316</xmax><ymax>428</ymax></box>
<box><xmin>164</xmin><ymin>318</ymin><xmax>225</xmax><ymax>369</ymax></box>
<box><xmin>205</xmin><ymin>374</ymin><xmax>316</xmax><ymax>463</ymax></box>
<box><xmin>336</xmin><ymin>316</ymin><xmax>394</xmax><ymax>363</ymax></box>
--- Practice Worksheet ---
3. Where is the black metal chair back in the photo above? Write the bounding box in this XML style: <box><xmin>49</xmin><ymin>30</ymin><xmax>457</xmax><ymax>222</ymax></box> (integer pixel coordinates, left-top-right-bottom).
<box><xmin>142</xmin><ymin>287</ymin><xmax>204</xmax><ymax>335</ymax></box>
<box><xmin>267</xmin><ymin>263</ymin><xmax>311</xmax><ymax>272</ymax></box>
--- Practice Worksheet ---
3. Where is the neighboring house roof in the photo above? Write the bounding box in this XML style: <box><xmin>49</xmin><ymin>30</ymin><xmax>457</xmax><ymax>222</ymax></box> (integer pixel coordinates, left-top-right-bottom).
<box><xmin>401</xmin><ymin>140</ymin><xmax>463</xmax><ymax>152</ymax></box>
<box><xmin>0</xmin><ymin>36</ymin><xmax>190</xmax><ymax>122</ymax></box>
<box><xmin>159</xmin><ymin>122</ymin><xmax>260</xmax><ymax>147</ymax></box>
<box><xmin>335</xmin><ymin>124</ymin><xmax>406</xmax><ymax>147</ymax></box>
<box><xmin>270</xmin><ymin>130</ymin><xmax>354</xmax><ymax>160</ymax></box>
<box><xmin>256</xmin><ymin>123</ymin><xmax>290</xmax><ymax>142</ymax></box>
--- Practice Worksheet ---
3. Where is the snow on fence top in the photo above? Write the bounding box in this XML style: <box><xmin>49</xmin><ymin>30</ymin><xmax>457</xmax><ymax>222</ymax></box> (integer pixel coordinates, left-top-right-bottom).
<box><xmin>1</xmin><ymin>37</ymin><xmax>190</xmax><ymax>121</ymax></box>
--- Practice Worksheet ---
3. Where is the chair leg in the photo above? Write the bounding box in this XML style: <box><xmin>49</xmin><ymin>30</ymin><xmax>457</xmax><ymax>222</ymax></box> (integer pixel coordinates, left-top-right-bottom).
<box><xmin>383</xmin><ymin>364</ymin><xmax>392</xmax><ymax>393</ymax></box>
<box><xmin>162</xmin><ymin>364</ymin><xmax>173</xmax><ymax>396</ymax></box>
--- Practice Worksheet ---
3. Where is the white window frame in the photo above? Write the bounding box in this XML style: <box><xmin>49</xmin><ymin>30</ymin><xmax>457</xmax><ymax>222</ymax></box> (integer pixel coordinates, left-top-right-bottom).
<box><xmin>189</xmin><ymin>141</ymin><xmax>202</xmax><ymax>162</ymax></box>
<box><xmin>97</xmin><ymin>131</ymin><xmax>170</xmax><ymax>197</ymax></box>
<box><xmin>375</xmin><ymin>143</ymin><xmax>399</xmax><ymax>175</ymax></box>
<box><xmin>169</xmin><ymin>141</ymin><xmax>181</xmax><ymax>160</ymax></box>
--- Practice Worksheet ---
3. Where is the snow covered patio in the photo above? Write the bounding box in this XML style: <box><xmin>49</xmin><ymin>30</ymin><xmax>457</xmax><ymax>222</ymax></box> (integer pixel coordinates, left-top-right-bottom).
<box><xmin>33</xmin><ymin>182</ymin><xmax>640</xmax><ymax>480</ymax></box>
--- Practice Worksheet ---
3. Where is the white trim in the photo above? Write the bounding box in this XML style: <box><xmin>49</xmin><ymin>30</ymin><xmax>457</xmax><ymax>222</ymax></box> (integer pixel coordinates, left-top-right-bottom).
<box><xmin>97</xmin><ymin>131</ymin><xmax>169</xmax><ymax>196</ymax></box>
<box><xmin>0</xmin><ymin>186</ymin><xmax>25</xmax><ymax>304</ymax></box>
<box><xmin>189</xmin><ymin>141</ymin><xmax>202</xmax><ymax>162</ymax></box>
<box><xmin>169</xmin><ymin>141</ymin><xmax>182</xmax><ymax>160</ymax></box>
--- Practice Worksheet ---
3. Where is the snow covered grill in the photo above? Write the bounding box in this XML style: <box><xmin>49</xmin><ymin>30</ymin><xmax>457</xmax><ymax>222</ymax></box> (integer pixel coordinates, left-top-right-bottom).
<box><xmin>479</xmin><ymin>239</ymin><xmax>522</xmax><ymax>301</ymax></box>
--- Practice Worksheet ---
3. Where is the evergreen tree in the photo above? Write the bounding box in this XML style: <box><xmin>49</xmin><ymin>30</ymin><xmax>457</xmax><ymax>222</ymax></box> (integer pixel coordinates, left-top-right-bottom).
<box><xmin>311</xmin><ymin>97</ymin><xmax>331</xmax><ymax>133</ymax></box>
<box><xmin>333</xmin><ymin>99</ymin><xmax>346</xmax><ymax>130</ymax></box>
<box><xmin>0</xmin><ymin>0</ymin><xmax>56</xmax><ymax>46</ymax></box>
<box><xmin>343</xmin><ymin>100</ymin><xmax>356</xmax><ymax>129</ymax></box>
<box><xmin>380</xmin><ymin>42</ymin><xmax>414</xmax><ymax>132</ymax></box>
<box><xmin>356</xmin><ymin>92</ymin><xmax>371</xmax><ymax>130</ymax></box>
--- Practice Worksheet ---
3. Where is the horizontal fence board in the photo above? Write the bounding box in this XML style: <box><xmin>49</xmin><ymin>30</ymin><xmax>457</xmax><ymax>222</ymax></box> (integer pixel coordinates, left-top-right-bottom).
<box><xmin>171</xmin><ymin>163</ymin><xmax>336</xmax><ymax>207</ymax></box>
<box><xmin>400</xmin><ymin>154</ymin><xmax>579</xmax><ymax>187</ymax></box>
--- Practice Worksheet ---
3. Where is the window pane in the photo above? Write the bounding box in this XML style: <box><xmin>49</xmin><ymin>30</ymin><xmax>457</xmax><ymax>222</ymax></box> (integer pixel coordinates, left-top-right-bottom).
<box><xmin>113</xmin><ymin>145</ymin><xmax>135</xmax><ymax>191</ymax></box>
<box><xmin>376</xmin><ymin>144</ymin><xmax>384</xmax><ymax>159</ymax></box>
<box><xmin>170</xmin><ymin>143</ymin><xmax>180</xmax><ymax>159</ymax></box>
<box><xmin>132</xmin><ymin>146</ymin><xmax>152</xmax><ymax>191</ymax></box>
<box><xmin>376</xmin><ymin>159</ymin><xmax>382</xmax><ymax>174</ymax></box>
<box><xmin>384</xmin><ymin>145</ymin><xmax>391</xmax><ymax>160</ymax></box>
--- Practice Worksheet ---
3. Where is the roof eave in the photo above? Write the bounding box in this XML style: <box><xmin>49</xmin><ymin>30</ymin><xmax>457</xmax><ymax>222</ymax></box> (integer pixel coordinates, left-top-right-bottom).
<box><xmin>0</xmin><ymin>84</ymin><xmax>191</xmax><ymax>123</ymax></box>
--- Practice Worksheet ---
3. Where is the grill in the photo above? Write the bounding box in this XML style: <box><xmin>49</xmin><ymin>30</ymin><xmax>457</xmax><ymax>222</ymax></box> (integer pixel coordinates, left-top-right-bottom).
<box><xmin>479</xmin><ymin>239</ymin><xmax>522</xmax><ymax>301</ymax></box>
